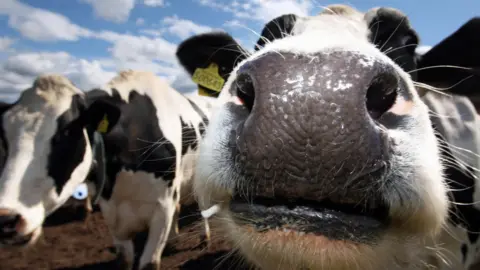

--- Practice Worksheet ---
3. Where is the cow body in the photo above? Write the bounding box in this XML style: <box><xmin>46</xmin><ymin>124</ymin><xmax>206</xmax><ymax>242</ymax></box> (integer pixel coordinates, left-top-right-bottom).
<box><xmin>419</xmin><ymin>91</ymin><xmax>480</xmax><ymax>269</ymax></box>
<box><xmin>86</xmin><ymin>71</ymin><xmax>212</xmax><ymax>270</ymax></box>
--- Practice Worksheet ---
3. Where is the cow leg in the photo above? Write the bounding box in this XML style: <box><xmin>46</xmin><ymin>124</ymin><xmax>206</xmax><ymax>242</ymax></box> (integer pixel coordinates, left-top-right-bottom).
<box><xmin>203</xmin><ymin>217</ymin><xmax>212</xmax><ymax>249</ymax></box>
<box><xmin>167</xmin><ymin>203</ymin><xmax>180</xmax><ymax>243</ymax></box>
<box><xmin>99</xmin><ymin>200</ymin><xmax>135</xmax><ymax>270</ymax></box>
<box><xmin>138</xmin><ymin>204</ymin><xmax>175</xmax><ymax>270</ymax></box>
<box><xmin>174</xmin><ymin>202</ymin><xmax>180</xmax><ymax>235</ymax></box>
<box><xmin>113</xmin><ymin>238</ymin><xmax>134</xmax><ymax>270</ymax></box>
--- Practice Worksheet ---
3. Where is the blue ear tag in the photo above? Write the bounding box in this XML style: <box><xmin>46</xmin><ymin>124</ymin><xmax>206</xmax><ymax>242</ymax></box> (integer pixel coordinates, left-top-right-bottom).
<box><xmin>73</xmin><ymin>183</ymin><xmax>88</xmax><ymax>200</ymax></box>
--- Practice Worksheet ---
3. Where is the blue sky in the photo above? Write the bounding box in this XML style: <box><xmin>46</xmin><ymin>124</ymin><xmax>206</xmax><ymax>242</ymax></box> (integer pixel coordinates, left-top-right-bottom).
<box><xmin>0</xmin><ymin>0</ymin><xmax>476</xmax><ymax>102</ymax></box>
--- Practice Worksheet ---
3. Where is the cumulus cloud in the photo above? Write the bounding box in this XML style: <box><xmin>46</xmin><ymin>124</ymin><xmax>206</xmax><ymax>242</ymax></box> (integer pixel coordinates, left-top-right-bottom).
<box><xmin>1</xmin><ymin>0</ymin><xmax>92</xmax><ymax>41</ymax></box>
<box><xmin>161</xmin><ymin>15</ymin><xmax>214</xmax><ymax>39</ymax></box>
<box><xmin>0</xmin><ymin>1</ymin><xmax>219</xmax><ymax>101</ymax></box>
<box><xmin>136</xmin><ymin>18</ymin><xmax>145</xmax><ymax>26</ymax></box>
<box><xmin>197</xmin><ymin>0</ymin><xmax>312</xmax><ymax>23</ymax></box>
<box><xmin>0</xmin><ymin>51</ymin><xmax>116</xmax><ymax>102</ymax></box>
<box><xmin>223</xmin><ymin>19</ymin><xmax>243</xmax><ymax>28</ymax></box>
<box><xmin>144</xmin><ymin>0</ymin><xmax>165</xmax><ymax>7</ymax></box>
<box><xmin>81</xmin><ymin>0</ymin><xmax>135</xmax><ymax>23</ymax></box>
<box><xmin>0</xmin><ymin>37</ymin><xmax>15</xmax><ymax>52</ymax></box>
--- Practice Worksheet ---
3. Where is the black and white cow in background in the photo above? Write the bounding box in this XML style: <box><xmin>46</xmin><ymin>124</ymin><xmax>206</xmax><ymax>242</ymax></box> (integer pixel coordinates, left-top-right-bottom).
<box><xmin>415</xmin><ymin>17</ymin><xmax>480</xmax><ymax>270</ymax></box>
<box><xmin>0</xmin><ymin>70</ymin><xmax>214</xmax><ymax>270</ymax></box>
<box><xmin>176</xmin><ymin>4</ymin><xmax>480</xmax><ymax>270</ymax></box>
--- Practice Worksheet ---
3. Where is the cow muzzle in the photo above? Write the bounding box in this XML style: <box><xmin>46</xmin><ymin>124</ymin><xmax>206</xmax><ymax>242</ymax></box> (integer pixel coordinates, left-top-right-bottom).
<box><xmin>226</xmin><ymin>50</ymin><xmax>412</xmax><ymax>242</ymax></box>
<box><xmin>0</xmin><ymin>208</ymin><xmax>33</xmax><ymax>247</ymax></box>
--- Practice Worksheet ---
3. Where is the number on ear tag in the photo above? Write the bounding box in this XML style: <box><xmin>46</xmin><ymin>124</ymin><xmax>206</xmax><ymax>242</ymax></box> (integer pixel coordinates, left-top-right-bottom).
<box><xmin>192</xmin><ymin>63</ymin><xmax>225</xmax><ymax>94</ymax></box>
<box><xmin>73</xmin><ymin>183</ymin><xmax>88</xmax><ymax>200</ymax></box>
<box><xmin>96</xmin><ymin>114</ymin><xmax>109</xmax><ymax>133</ymax></box>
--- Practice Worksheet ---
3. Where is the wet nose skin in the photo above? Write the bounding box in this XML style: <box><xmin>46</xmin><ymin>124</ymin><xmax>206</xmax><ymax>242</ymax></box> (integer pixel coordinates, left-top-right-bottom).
<box><xmin>232</xmin><ymin>51</ymin><xmax>402</xmax><ymax>202</ymax></box>
<box><xmin>0</xmin><ymin>209</ymin><xmax>21</xmax><ymax>239</ymax></box>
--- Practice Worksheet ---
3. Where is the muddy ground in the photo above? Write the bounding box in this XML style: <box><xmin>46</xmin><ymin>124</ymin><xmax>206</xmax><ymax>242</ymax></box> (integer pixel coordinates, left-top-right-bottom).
<box><xmin>3</xmin><ymin>201</ymin><xmax>479</xmax><ymax>270</ymax></box>
<box><xmin>0</xmin><ymin>201</ymin><xmax>247</xmax><ymax>270</ymax></box>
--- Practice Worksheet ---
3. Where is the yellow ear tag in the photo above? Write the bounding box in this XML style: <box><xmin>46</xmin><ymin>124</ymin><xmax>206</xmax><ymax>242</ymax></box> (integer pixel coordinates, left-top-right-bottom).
<box><xmin>192</xmin><ymin>63</ymin><xmax>225</xmax><ymax>94</ymax></box>
<box><xmin>96</xmin><ymin>115</ymin><xmax>109</xmax><ymax>133</ymax></box>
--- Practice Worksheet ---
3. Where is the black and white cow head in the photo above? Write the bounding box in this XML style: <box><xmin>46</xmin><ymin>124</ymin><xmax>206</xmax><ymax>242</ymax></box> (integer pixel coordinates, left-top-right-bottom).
<box><xmin>177</xmin><ymin>5</ymin><xmax>449</xmax><ymax>269</ymax></box>
<box><xmin>0</xmin><ymin>74</ymin><xmax>119</xmax><ymax>248</ymax></box>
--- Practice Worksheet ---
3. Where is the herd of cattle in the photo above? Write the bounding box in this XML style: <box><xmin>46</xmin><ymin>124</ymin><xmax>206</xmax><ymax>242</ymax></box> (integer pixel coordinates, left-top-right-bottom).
<box><xmin>0</xmin><ymin>4</ymin><xmax>479</xmax><ymax>270</ymax></box>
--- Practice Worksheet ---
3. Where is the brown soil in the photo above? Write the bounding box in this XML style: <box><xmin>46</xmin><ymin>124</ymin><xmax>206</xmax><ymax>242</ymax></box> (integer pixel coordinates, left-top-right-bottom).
<box><xmin>0</xmin><ymin>201</ymin><xmax>246</xmax><ymax>270</ymax></box>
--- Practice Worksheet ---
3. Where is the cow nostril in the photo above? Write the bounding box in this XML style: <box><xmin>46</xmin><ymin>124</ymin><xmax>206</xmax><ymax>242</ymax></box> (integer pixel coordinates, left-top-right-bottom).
<box><xmin>365</xmin><ymin>73</ymin><xmax>399</xmax><ymax>120</ymax></box>
<box><xmin>236</xmin><ymin>73</ymin><xmax>255</xmax><ymax>112</ymax></box>
<box><xmin>0</xmin><ymin>213</ymin><xmax>21</xmax><ymax>235</ymax></box>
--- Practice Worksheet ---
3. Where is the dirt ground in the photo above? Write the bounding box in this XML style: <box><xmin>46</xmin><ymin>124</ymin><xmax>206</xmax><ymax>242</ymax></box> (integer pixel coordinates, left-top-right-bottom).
<box><xmin>0</xmin><ymin>201</ymin><xmax>247</xmax><ymax>270</ymax></box>
<box><xmin>3</xmin><ymin>201</ymin><xmax>480</xmax><ymax>270</ymax></box>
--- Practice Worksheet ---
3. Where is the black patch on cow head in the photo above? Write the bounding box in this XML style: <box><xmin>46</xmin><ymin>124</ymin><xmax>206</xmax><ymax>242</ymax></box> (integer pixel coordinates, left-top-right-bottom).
<box><xmin>416</xmin><ymin>17</ymin><xmax>480</xmax><ymax>99</ymax></box>
<box><xmin>47</xmin><ymin>94</ymin><xmax>121</xmax><ymax>195</ymax></box>
<box><xmin>86</xmin><ymin>89</ymin><xmax>178</xmax><ymax>200</ymax></box>
<box><xmin>364</xmin><ymin>8</ymin><xmax>420</xmax><ymax>78</ymax></box>
<box><xmin>254</xmin><ymin>14</ymin><xmax>298</xmax><ymax>51</ymax></box>
<box><xmin>176</xmin><ymin>32</ymin><xmax>248</xmax><ymax>98</ymax></box>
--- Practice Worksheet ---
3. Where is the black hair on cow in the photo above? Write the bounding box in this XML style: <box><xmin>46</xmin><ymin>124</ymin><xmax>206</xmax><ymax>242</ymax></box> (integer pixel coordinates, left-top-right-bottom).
<box><xmin>417</xmin><ymin>17</ymin><xmax>480</xmax><ymax>97</ymax></box>
<box><xmin>254</xmin><ymin>14</ymin><xmax>298</xmax><ymax>51</ymax></box>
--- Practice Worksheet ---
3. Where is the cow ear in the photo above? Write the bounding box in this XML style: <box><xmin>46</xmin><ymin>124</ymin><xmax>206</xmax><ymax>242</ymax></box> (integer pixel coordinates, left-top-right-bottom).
<box><xmin>83</xmin><ymin>100</ymin><xmax>121</xmax><ymax>134</ymax></box>
<box><xmin>416</xmin><ymin>17</ymin><xmax>480</xmax><ymax>97</ymax></box>
<box><xmin>255</xmin><ymin>14</ymin><xmax>298</xmax><ymax>51</ymax></box>
<box><xmin>176</xmin><ymin>32</ymin><xmax>248</xmax><ymax>98</ymax></box>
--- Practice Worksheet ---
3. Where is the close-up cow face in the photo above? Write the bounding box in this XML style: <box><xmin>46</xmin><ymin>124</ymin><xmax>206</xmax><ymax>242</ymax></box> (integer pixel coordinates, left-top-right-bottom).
<box><xmin>177</xmin><ymin>5</ymin><xmax>448</xmax><ymax>270</ymax></box>
<box><xmin>0</xmin><ymin>75</ymin><xmax>119</xmax><ymax>248</ymax></box>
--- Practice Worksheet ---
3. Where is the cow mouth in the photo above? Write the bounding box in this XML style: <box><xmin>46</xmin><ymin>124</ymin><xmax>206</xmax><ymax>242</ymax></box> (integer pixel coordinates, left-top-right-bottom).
<box><xmin>0</xmin><ymin>232</ymin><xmax>34</xmax><ymax>247</ymax></box>
<box><xmin>229</xmin><ymin>195</ymin><xmax>390</xmax><ymax>243</ymax></box>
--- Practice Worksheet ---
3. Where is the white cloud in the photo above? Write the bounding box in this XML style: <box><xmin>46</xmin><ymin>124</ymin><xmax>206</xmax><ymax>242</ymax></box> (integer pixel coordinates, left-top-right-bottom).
<box><xmin>161</xmin><ymin>15</ymin><xmax>214</xmax><ymax>39</ymax></box>
<box><xmin>0</xmin><ymin>1</ymin><xmax>211</xmax><ymax>101</ymax></box>
<box><xmin>197</xmin><ymin>0</ymin><xmax>312</xmax><ymax>23</ymax></box>
<box><xmin>139</xmin><ymin>29</ymin><xmax>164</xmax><ymax>37</ymax></box>
<box><xmin>0</xmin><ymin>51</ymin><xmax>116</xmax><ymax>102</ymax></box>
<box><xmin>144</xmin><ymin>0</ymin><xmax>165</xmax><ymax>7</ymax></box>
<box><xmin>1</xmin><ymin>0</ymin><xmax>92</xmax><ymax>42</ymax></box>
<box><xmin>0</xmin><ymin>37</ymin><xmax>15</xmax><ymax>52</ymax></box>
<box><xmin>0</xmin><ymin>49</ymin><xmax>197</xmax><ymax>103</ymax></box>
<box><xmin>81</xmin><ymin>0</ymin><xmax>135</xmax><ymax>23</ymax></box>
<box><xmin>223</xmin><ymin>19</ymin><xmax>243</xmax><ymax>28</ymax></box>
<box><xmin>416</xmin><ymin>45</ymin><xmax>432</xmax><ymax>56</ymax></box>
<box><xmin>136</xmin><ymin>18</ymin><xmax>145</xmax><ymax>26</ymax></box>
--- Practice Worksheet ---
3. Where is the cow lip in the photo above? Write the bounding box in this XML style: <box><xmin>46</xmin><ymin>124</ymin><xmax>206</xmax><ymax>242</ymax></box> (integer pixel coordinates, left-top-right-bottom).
<box><xmin>0</xmin><ymin>232</ymin><xmax>34</xmax><ymax>247</ymax></box>
<box><xmin>229</xmin><ymin>196</ymin><xmax>390</xmax><ymax>243</ymax></box>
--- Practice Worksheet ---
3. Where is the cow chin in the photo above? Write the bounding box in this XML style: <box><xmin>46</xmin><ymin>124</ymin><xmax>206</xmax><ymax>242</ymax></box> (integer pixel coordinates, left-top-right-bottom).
<box><xmin>200</xmin><ymin>167</ymin><xmax>446</xmax><ymax>270</ymax></box>
<box><xmin>222</xmin><ymin>215</ymin><xmax>421</xmax><ymax>270</ymax></box>
<box><xmin>0</xmin><ymin>226</ymin><xmax>42</xmax><ymax>249</ymax></box>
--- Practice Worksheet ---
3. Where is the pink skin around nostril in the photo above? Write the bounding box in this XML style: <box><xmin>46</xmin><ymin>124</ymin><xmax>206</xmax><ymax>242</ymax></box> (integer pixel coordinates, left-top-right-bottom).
<box><xmin>233</xmin><ymin>96</ymin><xmax>244</xmax><ymax>106</ymax></box>
<box><xmin>15</xmin><ymin>216</ymin><xmax>27</xmax><ymax>234</ymax></box>
<box><xmin>388</xmin><ymin>96</ymin><xmax>414</xmax><ymax>115</ymax></box>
